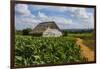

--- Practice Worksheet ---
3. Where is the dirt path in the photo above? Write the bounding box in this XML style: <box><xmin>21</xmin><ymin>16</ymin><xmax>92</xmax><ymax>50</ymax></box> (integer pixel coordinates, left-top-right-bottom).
<box><xmin>76</xmin><ymin>38</ymin><xmax>94</xmax><ymax>62</ymax></box>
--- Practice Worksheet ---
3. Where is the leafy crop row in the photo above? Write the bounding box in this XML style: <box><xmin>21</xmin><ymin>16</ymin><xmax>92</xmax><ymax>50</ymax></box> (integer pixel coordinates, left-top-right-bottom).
<box><xmin>15</xmin><ymin>35</ymin><xmax>87</xmax><ymax>67</ymax></box>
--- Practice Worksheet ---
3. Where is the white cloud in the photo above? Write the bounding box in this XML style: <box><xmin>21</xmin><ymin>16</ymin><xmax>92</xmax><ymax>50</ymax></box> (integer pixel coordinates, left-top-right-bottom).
<box><xmin>51</xmin><ymin>16</ymin><xmax>72</xmax><ymax>24</ymax></box>
<box><xmin>68</xmin><ymin>7</ymin><xmax>94</xmax><ymax>29</ymax></box>
<box><xmin>31</xmin><ymin>5</ymin><xmax>68</xmax><ymax>12</ymax></box>
<box><xmin>15</xmin><ymin>4</ymin><xmax>31</xmax><ymax>16</ymax></box>
<box><xmin>36</xmin><ymin>11</ymin><xmax>71</xmax><ymax>24</ymax></box>
<box><xmin>16</xmin><ymin>10</ymin><xmax>72</xmax><ymax>30</ymax></box>
<box><xmin>37</xmin><ymin>11</ymin><xmax>52</xmax><ymax>22</ymax></box>
<box><xmin>15</xmin><ymin>4</ymin><xmax>94</xmax><ymax>30</ymax></box>
<box><xmin>15</xmin><ymin>4</ymin><xmax>42</xmax><ymax>30</ymax></box>
<box><xmin>87</xmin><ymin>13</ymin><xmax>94</xmax><ymax>28</ymax></box>
<box><xmin>29</xmin><ymin>5</ymin><xmax>93</xmax><ymax>27</ymax></box>
<box><xmin>75</xmin><ymin>8</ymin><xmax>88</xmax><ymax>19</ymax></box>
<box><xmin>30</xmin><ymin>5</ymin><xmax>93</xmax><ymax>23</ymax></box>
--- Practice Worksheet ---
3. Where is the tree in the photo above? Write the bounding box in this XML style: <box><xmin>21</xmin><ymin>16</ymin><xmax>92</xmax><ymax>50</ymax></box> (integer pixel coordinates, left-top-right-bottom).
<box><xmin>63</xmin><ymin>30</ymin><xmax>68</xmax><ymax>36</ymax></box>
<box><xmin>22</xmin><ymin>28</ymin><xmax>32</xmax><ymax>35</ymax></box>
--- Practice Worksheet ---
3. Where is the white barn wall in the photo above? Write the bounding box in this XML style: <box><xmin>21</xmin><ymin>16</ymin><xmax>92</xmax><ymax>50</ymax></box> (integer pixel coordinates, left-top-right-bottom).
<box><xmin>43</xmin><ymin>27</ymin><xmax>62</xmax><ymax>37</ymax></box>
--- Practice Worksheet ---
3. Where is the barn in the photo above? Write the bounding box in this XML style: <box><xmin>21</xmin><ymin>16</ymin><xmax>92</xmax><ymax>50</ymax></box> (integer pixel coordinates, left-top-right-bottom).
<box><xmin>30</xmin><ymin>21</ymin><xmax>63</xmax><ymax>37</ymax></box>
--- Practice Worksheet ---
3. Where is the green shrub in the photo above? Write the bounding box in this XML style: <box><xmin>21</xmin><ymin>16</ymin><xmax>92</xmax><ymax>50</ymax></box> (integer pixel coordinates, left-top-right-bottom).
<box><xmin>22</xmin><ymin>28</ymin><xmax>32</xmax><ymax>35</ymax></box>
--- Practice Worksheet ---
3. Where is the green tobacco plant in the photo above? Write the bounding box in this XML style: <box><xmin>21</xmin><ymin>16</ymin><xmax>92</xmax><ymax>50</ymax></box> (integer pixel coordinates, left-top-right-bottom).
<box><xmin>15</xmin><ymin>35</ymin><xmax>87</xmax><ymax>67</ymax></box>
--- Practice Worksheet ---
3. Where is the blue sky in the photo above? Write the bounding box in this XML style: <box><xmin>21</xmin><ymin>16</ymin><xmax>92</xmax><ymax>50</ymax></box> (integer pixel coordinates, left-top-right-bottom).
<box><xmin>15</xmin><ymin>4</ymin><xmax>94</xmax><ymax>30</ymax></box>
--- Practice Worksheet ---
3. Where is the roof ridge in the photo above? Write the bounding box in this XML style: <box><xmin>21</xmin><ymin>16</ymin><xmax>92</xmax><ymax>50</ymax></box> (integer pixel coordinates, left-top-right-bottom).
<box><xmin>39</xmin><ymin>21</ymin><xmax>55</xmax><ymax>24</ymax></box>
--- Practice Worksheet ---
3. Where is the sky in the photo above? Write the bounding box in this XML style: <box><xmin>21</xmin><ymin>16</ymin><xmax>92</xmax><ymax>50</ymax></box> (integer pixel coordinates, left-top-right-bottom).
<box><xmin>15</xmin><ymin>4</ymin><xmax>94</xmax><ymax>30</ymax></box>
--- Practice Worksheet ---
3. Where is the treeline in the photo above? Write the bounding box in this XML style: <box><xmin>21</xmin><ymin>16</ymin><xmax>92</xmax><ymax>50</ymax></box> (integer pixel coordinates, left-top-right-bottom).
<box><xmin>15</xmin><ymin>28</ymin><xmax>32</xmax><ymax>35</ymax></box>
<box><xmin>62</xmin><ymin>29</ymin><xmax>94</xmax><ymax>34</ymax></box>
<box><xmin>15</xmin><ymin>28</ymin><xmax>94</xmax><ymax>36</ymax></box>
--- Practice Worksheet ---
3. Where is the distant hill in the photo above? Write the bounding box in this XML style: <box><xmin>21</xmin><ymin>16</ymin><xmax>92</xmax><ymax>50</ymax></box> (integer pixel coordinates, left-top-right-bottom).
<box><xmin>61</xmin><ymin>29</ymin><xmax>94</xmax><ymax>33</ymax></box>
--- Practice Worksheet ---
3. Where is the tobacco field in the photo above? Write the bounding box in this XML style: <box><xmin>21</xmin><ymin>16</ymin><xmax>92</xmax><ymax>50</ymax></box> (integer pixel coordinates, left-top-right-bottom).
<box><xmin>14</xmin><ymin>35</ymin><xmax>87</xmax><ymax>67</ymax></box>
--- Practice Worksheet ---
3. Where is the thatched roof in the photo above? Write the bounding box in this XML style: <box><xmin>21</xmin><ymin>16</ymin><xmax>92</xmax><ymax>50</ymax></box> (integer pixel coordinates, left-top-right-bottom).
<box><xmin>30</xmin><ymin>21</ymin><xmax>61</xmax><ymax>34</ymax></box>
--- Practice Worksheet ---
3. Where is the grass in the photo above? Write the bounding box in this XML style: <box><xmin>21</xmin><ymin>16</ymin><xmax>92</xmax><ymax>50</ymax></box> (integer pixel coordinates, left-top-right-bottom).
<box><xmin>68</xmin><ymin>33</ymin><xmax>95</xmax><ymax>51</ymax></box>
